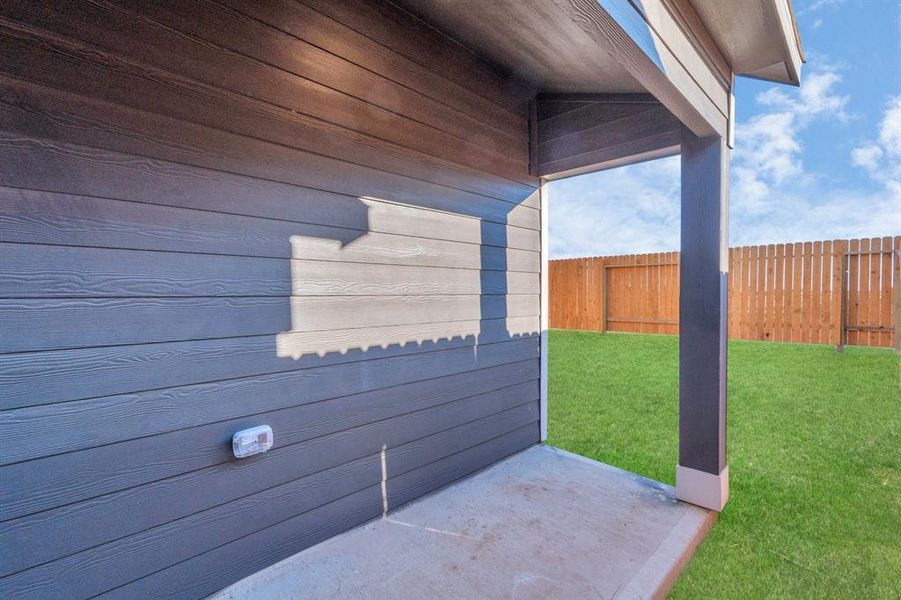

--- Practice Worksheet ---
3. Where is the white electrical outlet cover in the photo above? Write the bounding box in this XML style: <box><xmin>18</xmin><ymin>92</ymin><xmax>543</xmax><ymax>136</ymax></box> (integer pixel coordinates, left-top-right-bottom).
<box><xmin>232</xmin><ymin>425</ymin><xmax>274</xmax><ymax>458</ymax></box>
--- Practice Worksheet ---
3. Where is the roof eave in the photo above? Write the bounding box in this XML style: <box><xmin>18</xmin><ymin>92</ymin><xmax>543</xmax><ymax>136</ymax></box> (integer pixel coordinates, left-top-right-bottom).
<box><xmin>739</xmin><ymin>0</ymin><xmax>804</xmax><ymax>86</ymax></box>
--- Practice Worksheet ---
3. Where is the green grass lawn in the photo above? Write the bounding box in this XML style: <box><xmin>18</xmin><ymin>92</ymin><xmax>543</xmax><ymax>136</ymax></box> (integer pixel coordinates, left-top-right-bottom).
<box><xmin>547</xmin><ymin>330</ymin><xmax>900</xmax><ymax>599</ymax></box>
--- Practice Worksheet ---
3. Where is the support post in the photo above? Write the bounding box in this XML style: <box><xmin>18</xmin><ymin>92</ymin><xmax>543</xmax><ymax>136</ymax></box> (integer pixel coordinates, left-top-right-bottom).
<box><xmin>539</xmin><ymin>179</ymin><xmax>550</xmax><ymax>440</ymax></box>
<box><xmin>676</xmin><ymin>126</ymin><xmax>729</xmax><ymax>511</ymax></box>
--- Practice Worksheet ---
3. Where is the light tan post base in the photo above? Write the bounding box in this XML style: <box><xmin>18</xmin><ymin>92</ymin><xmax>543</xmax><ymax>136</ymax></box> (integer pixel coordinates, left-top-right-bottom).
<box><xmin>676</xmin><ymin>465</ymin><xmax>729</xmax><ymax>511</ymax></box>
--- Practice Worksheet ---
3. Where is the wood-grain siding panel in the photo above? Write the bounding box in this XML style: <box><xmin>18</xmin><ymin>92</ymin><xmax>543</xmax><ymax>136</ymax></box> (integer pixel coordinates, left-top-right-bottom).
<box><xmin>1</xmin><ymin>459</ymin><xmax>382</xmax><ymax>598</ymax></box>
<box><xmin>1</xmin><ymin>294</ymin><xmax>539</xmax><ymax>352</ymax></box>
<box><xmin>538</xmin><ymin>105</ymin><xmax>679</xmax><ymax>164</ymax></box>
<box><xmin>100</xmin><ymin>485</ymin><xmax>385</xmax><ymax>600</ymax></box>
<box><xmin>298</xmin><ymin>0</ymin><xmax>532</xmax><ymax>117</ymax></box>
<box><xmin>0</xmin><ymin>243</ymin><xmax>290</xmax><ymax>298</ymax></box>
<box><xmin>388</xmin><ymin>422</ymin><xmax>538</xmax><ymax>510</ymax></box>
<box><xmin>0</xmin><ymin>244</ymin><xmax>539</xmax><ymax>298</ymax></box>
<box><xmin>118</xmin><ymin>0</ymin><xmax>527</xmax><ymax>151</ymax></box>
<box><xmin>1</xmin><ymin>394</ymin><xmax>538</xmax><ymax>580</ymax></box>
<box><xmin>539</xmin><ymin>100</ymin><xmax>656</xmax><ymax>141</ymax></box>
<box><xmin>1</xmin><ymin>338</ymin><xmax>539</xmax><ymax>464</ymax></box>
<box><xmin>0</xmin><ymin>1</ymin><xmax>532</xmax><ymax>188</ymax></box>
<box><xmin>1</xmin><ymin>296</ymin><xmax>292</xmax><ymax>353</ymax></box>
<box><xmin>221</xmin><ymin>0</ymin><xmax>524</xmax><ymax>133</ymax></box>
<box><xmin>388</xmin><ymin>401</ymin><xmax>538</xmax><ymax>478</ymax></box>
<box><xmin>550</xmin><ymin>0</ymin><xmax>726</xmax><ymax>137</ymax></box>
<box><xmin>2</xmin><ymin>365</ymin><xmax>538</xmax><ymax>520</ymax></box>
<box><xmin>0</xmin><ymin>187</ymin><xmax>541</xmax><ymax>253</ymax></box>
<box><xmin>0</xmin><ymin>321</ymin><xmax>539</xmax><ymax>410</ymax></box>
<box><xmin>0</xmin><ymin>78</ymin><xmax>539</xmax><ymax>230</ymax></box>
<box><xmin>0</xmin><ymin>39</ymin><xmax>533</xmax><ymax>209</ymax></box>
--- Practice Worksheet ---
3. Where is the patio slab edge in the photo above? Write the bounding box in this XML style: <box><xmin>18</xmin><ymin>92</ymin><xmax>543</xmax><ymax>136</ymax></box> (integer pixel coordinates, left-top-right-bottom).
<box><xmin>540</xmin><ymin>446</ymin><xmax>717</xmax><ymax>600</ymax></box>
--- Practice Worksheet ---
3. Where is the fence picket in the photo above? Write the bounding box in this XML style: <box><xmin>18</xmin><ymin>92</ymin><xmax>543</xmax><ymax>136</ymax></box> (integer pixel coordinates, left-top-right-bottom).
<box><xmin>811</xmin><ymin>241</ymin><xmax>823</xmax><ymax>344</ymax></box>
<box><xmin>745</xmin><ymin>246</ymin><xmax>759</xmax><ymax>340</ymax></box>
<box><xmin>819</xmin><ymin>241</ymin><xmax>832</xmax><ymax>345</ymax></box>
<box><xmin>830</xmin><ymin>240</ymin><xmax>844</xmax><ymax>345</ymax></box>
<box><xmin>754</xmin><ymin>245</ymin><xmax>765</xmax><ymax>340</ymax></box>
<box><xmin>790</xmin><ymin>242</ymin><xmax>802</xmax><ymax>342</ymax></box>
<box><xmin>782</xmin><ymin>244</ymin><xmax>794</xmax><ymax>342</ymax></box>
<box><xmin>800</xmin><ymin>242</ymin><xmax>811</xmax><ymax>343</ymax></box>
<box><xmin>880</xmin><ymin>236</ymin><xmax>893</xmax><ymax>347</ymax></box>
<box><xmin>773</xmin><ymin>244</ymin><xmax>784</xmax><ymax>342</ymax></box>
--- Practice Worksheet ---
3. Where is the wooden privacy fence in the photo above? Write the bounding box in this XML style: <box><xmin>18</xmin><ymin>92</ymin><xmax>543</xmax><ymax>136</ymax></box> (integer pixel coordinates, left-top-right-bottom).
<box><xmin>549</xmin><ymin>236</ymin><xmax>901</xmax><ymax>350</ymax></box>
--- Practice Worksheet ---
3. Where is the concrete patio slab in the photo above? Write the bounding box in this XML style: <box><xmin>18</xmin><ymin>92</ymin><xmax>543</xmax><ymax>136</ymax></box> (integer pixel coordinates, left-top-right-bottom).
<box><xmin>209</xmin><ymin>445</ymin><xmax>715</xmax><ymax>600</ymax></box>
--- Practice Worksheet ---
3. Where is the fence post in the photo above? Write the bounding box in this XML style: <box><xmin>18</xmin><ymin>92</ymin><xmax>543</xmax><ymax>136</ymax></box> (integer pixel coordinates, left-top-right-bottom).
<box><xmin>601</xmin><ymin>261</ymin><xmax>608</xmax><ymax>333</ymax></box>
<box><xmin>894</xmin><ymin>248</ymin><xmax>900</xmax><ymax>354</ymax></box>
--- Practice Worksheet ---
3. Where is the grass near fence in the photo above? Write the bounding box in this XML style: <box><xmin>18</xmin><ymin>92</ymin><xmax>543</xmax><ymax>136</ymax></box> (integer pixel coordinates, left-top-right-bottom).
<box><xmin>547</xmin><ymin>329</ymin><xmax>900</xmax><ymax>599</ymax></box>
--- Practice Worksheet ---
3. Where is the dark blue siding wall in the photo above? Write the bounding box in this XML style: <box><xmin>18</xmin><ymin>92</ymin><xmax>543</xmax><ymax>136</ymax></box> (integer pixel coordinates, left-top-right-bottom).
<box><xmin>0</xmin><ymin>1</ymin><xmax>541</xmax><ymax>597</ymax></box>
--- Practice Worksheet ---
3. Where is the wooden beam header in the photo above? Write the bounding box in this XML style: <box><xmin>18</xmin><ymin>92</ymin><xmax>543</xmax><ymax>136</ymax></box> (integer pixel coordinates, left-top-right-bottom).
<box><xmin>534</xmin><ymin>94</ymin><xmax>681</xmax><ymax>179</ymax></box>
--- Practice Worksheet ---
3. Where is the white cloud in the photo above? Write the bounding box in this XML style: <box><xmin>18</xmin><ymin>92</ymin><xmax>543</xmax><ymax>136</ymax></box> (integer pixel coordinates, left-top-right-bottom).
<box><xmin>729</xmin><ymin>79</ymin><xmax>899</xmax><ymax>245</ymax></box>
<box><xmin>729</xmin><ymin>66</ymin><xmax>857</xmax><ymax>232</ymax></box>
<box><xmin>850</xmin><ymin>144</ymin><xmax>882</xmax><ymax>171</ymax></box>
<box><xmin>732</xmin><ymin>67</ymin><xmax>848</xmax><ymax>201</ymax></box>
<box><xmin>727</xmin><ymin>184</ymin><xmax>901</xmax><ymax>247</ymax></box>
<box><xmin>799</xmin><ymin>0</ymin><xmax>843</xmax><ymax>15</ymax></box>
<box><xmin>735</xmin><ymin>112</ymin><xmax>802</xmax><ymax>184</ymax></box>
<box><xmin>877</xmin><ymin>95</ymin><xmax>901</xmax><ymax>155</ymax></box>
<box><xmin>548</xmin><ymin>156</ymin><xmax>680</xmax><ymax>258</ymax></box>
<box><xmin>851</xmin><ymin>95</ymin><xmax>901</xmax><ymax>203</ymax></box>
<box><xmin>750</xmin><ymin>67</ymin><xmax>849</xmax><ymax>121</ymax></box>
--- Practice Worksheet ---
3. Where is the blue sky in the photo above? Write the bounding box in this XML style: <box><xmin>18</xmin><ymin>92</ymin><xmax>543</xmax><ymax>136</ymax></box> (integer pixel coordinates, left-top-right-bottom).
<box><xmin>549</xmin><ymin>0</ymin><xmax>901</xmax><ymax>258</ymax></box>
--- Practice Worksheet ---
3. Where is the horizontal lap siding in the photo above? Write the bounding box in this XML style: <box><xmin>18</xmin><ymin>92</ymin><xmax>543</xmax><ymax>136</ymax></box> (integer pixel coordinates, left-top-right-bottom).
<box><xmin>1</xmin><ymin>295</ymin><xmax>540</xmax><ymax>352</ymax></box>
<box><xmin>0</xmin><ymin>1</ymin><xmax>539</xmax><ymax>598</ymax></box>
<box><xmin>99</xmin><ymin>424</ymin><xmax>539</xmax><ymax>600</ymax></box>
<box><xmin>2</xmin><ymin>363</ymin><xmax>539</xmax><ymax>518</ymax></box>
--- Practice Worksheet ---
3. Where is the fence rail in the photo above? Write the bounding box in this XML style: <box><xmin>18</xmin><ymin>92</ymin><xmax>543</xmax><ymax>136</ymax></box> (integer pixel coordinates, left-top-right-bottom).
<box><xmin>549</xmin><ymin>236</ymin><xmax>900</xmax><ymax>350</ymax></box>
